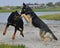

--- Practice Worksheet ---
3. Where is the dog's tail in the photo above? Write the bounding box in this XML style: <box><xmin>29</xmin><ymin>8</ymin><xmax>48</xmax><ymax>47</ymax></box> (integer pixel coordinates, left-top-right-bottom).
<box><xmin>50</xmin><ymin>31</ymin><xmax>58</xmax><ymax>40</ymax></box>
<box><xmin>52</xmin><ymin>34</ymin><xmax>58</xmax><ymax>40</ymax></box>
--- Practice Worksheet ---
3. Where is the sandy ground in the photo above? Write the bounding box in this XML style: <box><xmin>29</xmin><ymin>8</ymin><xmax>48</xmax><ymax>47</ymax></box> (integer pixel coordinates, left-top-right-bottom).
<box><xmin>0</xmin><ymin>23</ymin><xmax>60</xmax><ymax>48</ymax></box>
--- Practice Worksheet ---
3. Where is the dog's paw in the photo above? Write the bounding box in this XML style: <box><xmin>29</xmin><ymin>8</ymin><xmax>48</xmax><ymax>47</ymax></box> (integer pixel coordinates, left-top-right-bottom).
<box><xmin>20</xmin><ymin>33</ymin><xmax>24</xmax><ymax>37</ymax></box>
<box><xmin>12</xmin><ymin>34</ymin><xmax>15</xmax><ymax>40</ymax></box>
<box><xmin>3</xmin><ymin>32</ymin><xmax>6</xmax><ymax>35</ymax></box>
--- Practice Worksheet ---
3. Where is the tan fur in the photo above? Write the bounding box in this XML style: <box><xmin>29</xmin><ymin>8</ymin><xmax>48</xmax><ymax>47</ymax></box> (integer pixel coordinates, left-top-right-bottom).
<box><xmin>40</xmin><ymin>31</ymin><xmax>46</xmax><ymax>41</ymax></box>
<box><xmin>14</xmin><ymin>16</ymin><xmax>20</xmax><ymax>20</ymax></box>
<box><xmin>21</xmin><ymin>14</ymin><xmax>32</xmax><ymax>23</ymax></box>
<box><xmin>12</xmin><ymin>34</ymin><xmax>16</xmax><ymax>40</ymax></box>
<box><xmin>3</xmin><ymin>26</ymin><xmax>8</xmax><ymax>35</ymax></box>
<box><xmin>40</xmin><ymin>30</ymin><xmax>53</xmax><ymax>42</ymax></box>
<box><xmin>44</xmin><ymin>32</ymin><xmax>53</xmax><ymax>42</ymax></box>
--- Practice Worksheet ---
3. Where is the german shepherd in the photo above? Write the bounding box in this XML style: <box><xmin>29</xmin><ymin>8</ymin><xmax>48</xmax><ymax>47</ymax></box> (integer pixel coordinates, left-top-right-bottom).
<box><xmin>3</xmin><ymin>11</ymin><xmax>24</xmax><ymax>40</ymax></box>
<box><xmin>21</xmin><ymin>3</ymin><xmax>58</xmax><ymax>41</ymax></box>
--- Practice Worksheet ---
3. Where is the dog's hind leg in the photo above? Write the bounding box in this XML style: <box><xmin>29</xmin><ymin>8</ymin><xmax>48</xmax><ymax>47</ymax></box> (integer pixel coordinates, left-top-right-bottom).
<box><xmin>12</xmin><ymin>28</ymin><xmax>17</xmax><ymax>40</ymax></box>
<box><xmin>3</xmin><ymin>24</ymin><xmax>9</xmax><ymax>35</ymax></box>
<box><xmin>19</xmin><ymin>28</ymin><xmax>24</xmax><ymax>37</ymax></box>
<box><xmin>40</xmin><ymin>29</ymin><xmax>57</xmax><ymax>42</ymax></box>
<box><xmin>40</xmin><ymin>29</ymin><xmax>46</xmax><ymax>41</ymax></box>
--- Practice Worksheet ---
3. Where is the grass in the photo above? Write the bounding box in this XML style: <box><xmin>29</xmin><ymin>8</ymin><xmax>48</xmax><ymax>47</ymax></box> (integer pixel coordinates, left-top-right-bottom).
<box><xmin>39</xmin><ymin>14</ymin><xmax>60</xmax><ymax>20</ymax></box>
<box><xmin>32</xmin><ymin>7</ymin><xmax>60</xmax><ymax>12</ymax></box>
<box><xmin>0</xmin><ymin>7</ymin><xmax>60</xmax><ymax>12</ymax></box>
<box><xmin>0</xmin><ymin>44</ymin><xmax>26</xmax><ymax>48</ymax></box>
<box><xmin>0</xmin><ymin>9</ymin><xmax>21</xmax><ymax>12</ymax></box>
<box><xmin>0</xmin><ymin>10</ymin><xmax>15</xmax><ymax>12</ymax></box>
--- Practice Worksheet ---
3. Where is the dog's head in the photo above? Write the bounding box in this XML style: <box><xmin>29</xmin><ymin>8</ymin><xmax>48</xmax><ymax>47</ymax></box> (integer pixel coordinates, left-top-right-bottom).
<box><xmin>21</xmin><ymin>3</ymin><xmax>32</xmax><ymax>14</ymax></box>
<box><xmin>21</xmin><ymin>3</ymin><xmax>32</xmax><ymax>22</ymax></box>
<box><xmin>14</xmin><ymin>11</ymin><xmax>21</xmax><ymax>20</ymax></box>
<box><xmin>9</xmin><ymin>11</ymin><xmax>21</xmax><ymax>21</ymax></box>
<box><xmin>14</xmin><ymin>11</ymin><xmax>21</xmax><ymax>16</ymax></box>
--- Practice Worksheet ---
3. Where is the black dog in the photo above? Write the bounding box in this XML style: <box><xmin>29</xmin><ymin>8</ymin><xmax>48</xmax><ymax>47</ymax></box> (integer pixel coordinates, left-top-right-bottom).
<box><xmin>3</xmin><ymin>11</ymin><xmax>24</xmax><ymax>40</ymax></box>
<box><xmin>21</xmin><ymin>3</ymin><xmax>58</xmax><ymax>41</ymax></box>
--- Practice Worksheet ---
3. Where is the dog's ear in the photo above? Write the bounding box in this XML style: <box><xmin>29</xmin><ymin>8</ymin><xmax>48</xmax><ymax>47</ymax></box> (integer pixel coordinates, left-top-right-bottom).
<box><xmin>23</xmin><ymin>3</ymin><xmax>26</xmax><ymax>7</ymax></box>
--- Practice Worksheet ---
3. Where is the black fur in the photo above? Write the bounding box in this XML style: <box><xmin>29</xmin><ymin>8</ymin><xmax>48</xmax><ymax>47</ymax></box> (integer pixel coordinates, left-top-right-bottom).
<box><xmin>8</xmin><ymin>11</ymin><xmax>23</xmax><ymax>31</ymax></box>
<box><xmin>3</xmin><ymin>11</ymin><xmax>24</xmax><ymax>39</ymax></box>
<box><xmin>21</xmin><ymin>3</ymin><xmax>58</xmax><ymax>40</ymax></box>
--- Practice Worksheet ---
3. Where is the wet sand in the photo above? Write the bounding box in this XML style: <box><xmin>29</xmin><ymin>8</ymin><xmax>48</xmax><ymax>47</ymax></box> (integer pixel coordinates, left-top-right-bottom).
<box><xmin>0</xmin><ymin>24</ymin><xmax>60</xmax><ymax>48</ymax></box>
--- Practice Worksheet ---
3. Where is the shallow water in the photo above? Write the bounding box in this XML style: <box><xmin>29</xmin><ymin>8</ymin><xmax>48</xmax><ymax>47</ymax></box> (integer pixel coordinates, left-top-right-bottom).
<box><xmin>0</xmin><ymin>12</ymin><xmax>60</xmax><ymax>48</ymax></box>
<box><xmin>0</xmin><ymin>12</ymin><xmax>60</xmax><ymax>25</ymax></box>
<box><xmin>0</xmin><ymin>24</ymin><xmax>60</xmax><ymax>48</ymax></box>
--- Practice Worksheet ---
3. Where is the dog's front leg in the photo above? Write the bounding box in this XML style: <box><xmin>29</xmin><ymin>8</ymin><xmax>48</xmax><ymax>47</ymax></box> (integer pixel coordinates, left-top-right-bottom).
<box><xmin>3</xmin><ymin>24</ymin><xmax>9</xmax><ymax>35</ymax></box>
<box><xmin>19</xmin><ymin>28</ymin><xmax>24</xmax><ymax>37</ymax></box>
<box><xmin>12</xmin><ymin>28</ymin><xmax>17</xmax><ymax>40</ymax></box>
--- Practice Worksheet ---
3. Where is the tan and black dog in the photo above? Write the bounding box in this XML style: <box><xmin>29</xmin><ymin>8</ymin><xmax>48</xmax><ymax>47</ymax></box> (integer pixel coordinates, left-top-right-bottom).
<box><xmin>3</xmin><ymin>11</ymin><xmax>24</xmax><ymax>40</ymax></box>
<box><xmin>21</xmin><ymin>3</ymin><xmax>58</xmax><ymax>41</ymax></box>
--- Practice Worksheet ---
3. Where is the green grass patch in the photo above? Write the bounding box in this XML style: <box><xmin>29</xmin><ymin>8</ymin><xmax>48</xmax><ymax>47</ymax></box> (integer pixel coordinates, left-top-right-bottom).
<box><xmin>0</xmin><ymin>10</ymin><xmax>15</xmax><ymax>12</ymax></box>
<box><xmin>32</xmin><ymin>7</ymin><xmax>60</xmax><ymax>12</ymax></box>
<box><xmin>0</xmin><ymin>44</ymin><xmax>26</xmax><ymax>48</ymax></box>
<box><xmin>0</xmin><ymin>7</ymin><xmax>60</xmax><ymax>12</ymax></box>
<box><xmin>39</xmin><ymin>14</ymin><xmax>60</xmax><ymax>20</ymax></box>
<box><xmin>0</xmin><ymin>9</ymin><xmax>21</xmax><ymax>12</ymax></box>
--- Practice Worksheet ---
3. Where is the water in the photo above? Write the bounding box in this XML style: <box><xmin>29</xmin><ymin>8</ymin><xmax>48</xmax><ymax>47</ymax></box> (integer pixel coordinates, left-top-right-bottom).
<box><xmin>0</xmin><ymin>12</ymin><xmax>60</xmax><ymax>24</ymax></box>
<box><xmin>0</xmin><ymin>13</ymin><xmax>10</xmax><ymax>23</ymax></box>
<box><xmin>35</xmin><ymin>12</ymin><xmax>60</xmax><ymax>16</ymax></box>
